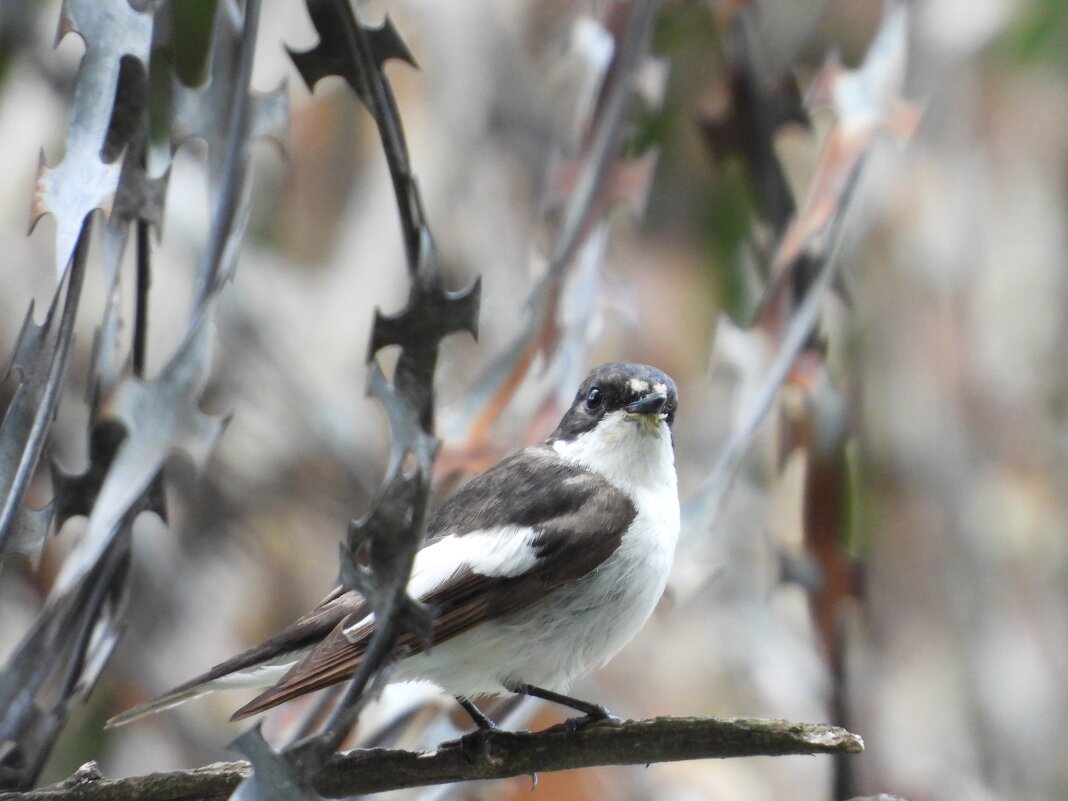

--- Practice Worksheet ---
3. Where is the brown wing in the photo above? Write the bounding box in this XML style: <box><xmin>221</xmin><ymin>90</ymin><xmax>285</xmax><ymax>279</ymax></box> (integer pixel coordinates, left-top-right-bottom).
<box><xmin>230</xmin><ymin>458</ymin><xmax>635</xmax><ymax>720</ymax></box>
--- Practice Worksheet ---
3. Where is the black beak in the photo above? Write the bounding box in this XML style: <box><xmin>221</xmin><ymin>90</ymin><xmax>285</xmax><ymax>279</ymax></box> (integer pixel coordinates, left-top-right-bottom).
<box><xmin>625</xmin><ymin>391</ymin><xmax>667</xmax><ymax>415</ymax></box>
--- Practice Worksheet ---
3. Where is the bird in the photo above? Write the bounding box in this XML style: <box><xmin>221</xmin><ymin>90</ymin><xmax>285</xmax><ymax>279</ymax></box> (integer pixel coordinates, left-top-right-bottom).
<box><xmin>107</xmin><ymin>362</ymin><xmax>680</xmax><ymax>730</ymax></box>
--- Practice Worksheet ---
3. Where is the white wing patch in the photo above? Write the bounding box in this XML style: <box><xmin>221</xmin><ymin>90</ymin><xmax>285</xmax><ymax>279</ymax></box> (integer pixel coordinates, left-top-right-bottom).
<box><xmin>413</xmin><ymin>527</ymin><xmax>541</xmax><ymax>585</ymax></box>
<box><xmin>342</xmin><ymin>526</ymin><xmax>541</xmax><ymax>637</ymax></box>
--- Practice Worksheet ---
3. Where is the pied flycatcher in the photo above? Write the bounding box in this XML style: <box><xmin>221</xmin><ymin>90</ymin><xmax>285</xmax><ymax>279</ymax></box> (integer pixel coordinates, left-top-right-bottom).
<box><xmin>108</xmin><ymin>362</ymin><xmax>680</xmax><ymax>729</ymax></box>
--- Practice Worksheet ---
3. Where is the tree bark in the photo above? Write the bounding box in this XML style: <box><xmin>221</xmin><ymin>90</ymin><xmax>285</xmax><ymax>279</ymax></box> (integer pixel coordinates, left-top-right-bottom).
<box><xmin>2</xmin><ymin>716</ymin><xmax>863</xmax><ymax>801</ymax></box>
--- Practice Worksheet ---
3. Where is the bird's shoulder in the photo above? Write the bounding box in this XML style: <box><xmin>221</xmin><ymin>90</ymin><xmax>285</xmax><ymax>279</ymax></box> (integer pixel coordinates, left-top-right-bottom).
<box><xmin>427</xmin><ymin>443</ymin><xmax>636</xmax><ymax>540</ymax></box>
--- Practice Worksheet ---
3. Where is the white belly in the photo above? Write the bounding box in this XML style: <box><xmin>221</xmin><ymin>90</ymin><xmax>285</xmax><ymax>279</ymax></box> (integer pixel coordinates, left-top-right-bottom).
<box><xmin>392</xmin><ymin>485</ymin><xmax>679</xmax><ymax>697</ymax></box>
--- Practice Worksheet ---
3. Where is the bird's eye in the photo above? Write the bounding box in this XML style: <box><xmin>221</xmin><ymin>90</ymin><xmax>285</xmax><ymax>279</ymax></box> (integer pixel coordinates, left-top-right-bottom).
<box><xmin>585</xmin><ymin>387</ymin><xmax>602</xmax><ymax>410</ymax></box>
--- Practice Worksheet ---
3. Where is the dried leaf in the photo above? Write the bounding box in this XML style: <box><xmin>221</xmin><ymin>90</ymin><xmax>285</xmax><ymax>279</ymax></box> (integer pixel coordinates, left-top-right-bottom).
<box><xmin>688</xmin><ymin>5</ymin><xmax>921</xmax><ymax>537</ymax></box>
<box><xmin>449</xmin><ymin>0</ymin><xmax>661</xmax><ymax>451</ymax></box>
<box><xmin>698</xmin><ymin>7</ymin><xmax>808</xmax><ymax>235</ymax></box>
<box><xmin>759</xmin><ymin>3</ymin><xmax>918</xmax><ymax>332</ymax></box>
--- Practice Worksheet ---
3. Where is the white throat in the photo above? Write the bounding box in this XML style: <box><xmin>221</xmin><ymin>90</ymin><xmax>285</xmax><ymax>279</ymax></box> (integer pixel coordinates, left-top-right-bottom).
<box><xmin>552</xmin><ymin>411</ymin><xmax>676</xmax><ymax>495</ymax></box>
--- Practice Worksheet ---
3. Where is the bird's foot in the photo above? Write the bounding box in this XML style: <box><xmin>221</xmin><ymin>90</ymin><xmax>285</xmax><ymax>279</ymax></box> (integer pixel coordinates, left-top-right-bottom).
<box><xmin>563</xmin><ymin>707</ymin><xmax>619</xmax><ymax>735</ymax></box>
<box><xmin>455</xmin><ymin>723</ymin><xmax>500</xmax><ymax>765</ymax></box>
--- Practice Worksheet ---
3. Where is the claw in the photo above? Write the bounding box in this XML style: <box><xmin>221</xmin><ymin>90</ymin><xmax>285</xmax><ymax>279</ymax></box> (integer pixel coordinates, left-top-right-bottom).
<box><xmin>563</xmin><ymin>709</ymin><xmax>618</xmax><ymax>735</ymax></box>
<box><xmin>457</xmin><ymin>728</ymin><xmax>492</xmax><ymax>764</ymax></box>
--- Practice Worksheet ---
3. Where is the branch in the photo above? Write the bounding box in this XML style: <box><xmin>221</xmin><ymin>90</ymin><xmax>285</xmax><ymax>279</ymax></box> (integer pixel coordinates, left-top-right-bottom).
<box><xmin>5</xmin><ymin>716</ymin><xmax>862</xmax><ymax>801</ymax></box>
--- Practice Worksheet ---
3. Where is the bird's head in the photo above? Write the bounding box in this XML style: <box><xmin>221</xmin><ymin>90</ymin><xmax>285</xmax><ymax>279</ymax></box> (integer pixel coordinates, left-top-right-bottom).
<box><xmin>549</xmin><ymin>363</ymin><xmax>679</xmax><ymax>489</ymax></box>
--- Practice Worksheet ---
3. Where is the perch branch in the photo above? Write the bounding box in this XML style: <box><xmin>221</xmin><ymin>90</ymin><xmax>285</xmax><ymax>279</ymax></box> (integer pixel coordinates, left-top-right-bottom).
<box><xmin>4</xmin><ymin>716</ymin><xmax>862</xmax><ymax>801</ymax></box>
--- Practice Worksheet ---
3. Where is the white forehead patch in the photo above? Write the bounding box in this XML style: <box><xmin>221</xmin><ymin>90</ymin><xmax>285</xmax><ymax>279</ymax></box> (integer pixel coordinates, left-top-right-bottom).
<box><xmin>628</xmin><ymin>378</ymin><xmax>650</xmax><ymax>394</ymax></box>
<box><xmin>652</xmin><ymin>381</ymin><xmax>667</xmax><ymax>395</ymax></box>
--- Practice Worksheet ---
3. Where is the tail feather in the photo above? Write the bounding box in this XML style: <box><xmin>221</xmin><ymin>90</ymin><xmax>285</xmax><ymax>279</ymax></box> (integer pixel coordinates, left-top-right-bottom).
<box><xmin>106</xmin><ymin>662</ymin><xmax>296</xmax><ymax>728</ymax></box>
<box><xmin>105</xmin><ymin>685</ymin><xmax>212</xmax><ymax>728</ymax></box>
<box><xmin>105</xmin><ymin>586</ymin><xmax>361</xmax><ymax>727</ymax></box>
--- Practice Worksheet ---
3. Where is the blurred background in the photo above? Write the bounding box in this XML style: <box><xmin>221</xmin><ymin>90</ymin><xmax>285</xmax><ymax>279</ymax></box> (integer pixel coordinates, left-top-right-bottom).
<box><xmin>1</xmin><ymin>0</ymin><xmax>1066</xmax><ymax>799</ymax></box>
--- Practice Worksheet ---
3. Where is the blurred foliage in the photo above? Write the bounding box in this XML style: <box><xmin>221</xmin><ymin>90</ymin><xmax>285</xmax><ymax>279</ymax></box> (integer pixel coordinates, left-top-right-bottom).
<box><xmin>171</xmin><ymin>0</ymin><xmax>219</xmax><ymax>86</ymax></box>
<box><xmin>647</xmin><ymin>2</ymin><xmax>759</xmax><ymax>321</ymax></box>
<box><xmin>996</xmin><ymin>0</ymin><xmax>1068</xmax><ymax>65</ymax></box>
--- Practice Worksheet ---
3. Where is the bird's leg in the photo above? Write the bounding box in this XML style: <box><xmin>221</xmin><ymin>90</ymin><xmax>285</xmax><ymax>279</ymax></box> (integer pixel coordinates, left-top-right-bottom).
<box><xmin>507</xmin><ymin>683</ymin><xmax>619</xmax><ymax>732</ymax></box>
<box><xmin>455</xmin><ymin>696</ymin><xmax>498</xmax><ymax>731</ymax></box>
<box><xmin>453</xmin><ymin>696</ymin><xmax>502</xmax><ymax>765</ymax></box>
<box><xmin>459</xmin><ymin>694</ymin><xmax>537</xmax><ymax>786</ymax></box>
